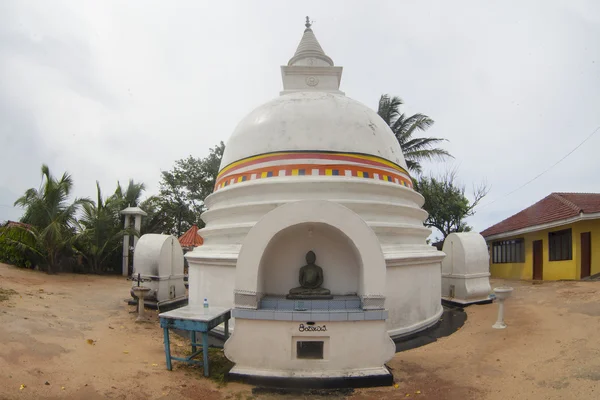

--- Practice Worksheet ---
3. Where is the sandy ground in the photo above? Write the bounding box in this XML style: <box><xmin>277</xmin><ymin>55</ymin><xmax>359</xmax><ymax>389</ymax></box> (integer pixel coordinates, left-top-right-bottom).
<box><xmin>1</xmin><ymin>263</ymin><xmax>599</xmax><ymax>400</ymax></box>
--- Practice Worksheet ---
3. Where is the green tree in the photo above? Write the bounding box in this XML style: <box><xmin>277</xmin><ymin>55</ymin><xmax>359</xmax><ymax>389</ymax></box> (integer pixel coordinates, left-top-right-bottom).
<box><xmin>113</xmin><ymin>179</ymin><xmax>146</xmax><ymax>208</ymax></box>
<box><xmin>74</xmin><ymin>182</ymin><xmax>130</xmax><ymax>273</ymax></box>
<box><xmin>139</xmin><ymin>195</ymin><xmax>177</xmax><ymax>235</ymax></box>
<box><xmin>158</xmin><ymin>142</ymin><xmax>225</xmax><ymax>236</ymax></box>
<box><xmin>0</xmin><ymin>223</ymin><xmax>33</xmax><ymax>268</ymax></box>
<box><xmin>415</xmin><ymin>169</ymin><xmax>489</xmax><ymax>239</ymax></box>
<box><xmin>377</xmin><ymin>94</ymin><xmax>452</xmax><ymax>173</ymax></box>
<box><xmin>10</xmin><ymin>165</ymin><xmax>89</xmax><ymax>273</ymax></box>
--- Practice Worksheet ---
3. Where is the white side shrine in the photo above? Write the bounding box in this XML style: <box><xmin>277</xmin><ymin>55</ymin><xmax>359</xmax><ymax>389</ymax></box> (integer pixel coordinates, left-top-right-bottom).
<box><xmin>441</xmin><ymin>232</ymin><xmax>492</xmax><ymax>305</ymax></box>
<box><xmin>132</xmin><ymin>234</ymin><xmax>187</xmax><ymax>306</ymax></box>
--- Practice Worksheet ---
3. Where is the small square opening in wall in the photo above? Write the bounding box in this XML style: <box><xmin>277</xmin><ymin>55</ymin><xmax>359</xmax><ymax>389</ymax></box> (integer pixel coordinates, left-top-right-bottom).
<box><xmin>296</xmin><ymin>341</ymin><xmax>324</xmax><ymax>359</ymax></box>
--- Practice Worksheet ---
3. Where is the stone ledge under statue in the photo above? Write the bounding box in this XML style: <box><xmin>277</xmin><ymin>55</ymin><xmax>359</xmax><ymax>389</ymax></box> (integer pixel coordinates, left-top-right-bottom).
<box><xmin>286</xmin><ymin>251</ymin><xmax>334</xmax><ymax>300</ymax></box>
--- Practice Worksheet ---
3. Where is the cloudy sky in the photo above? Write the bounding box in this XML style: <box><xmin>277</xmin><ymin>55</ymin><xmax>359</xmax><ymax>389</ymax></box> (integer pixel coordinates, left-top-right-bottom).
<box><xmin>1</xmin><ymin>0</ymin><xmax>599</xmax><ymax>235</ymax></box>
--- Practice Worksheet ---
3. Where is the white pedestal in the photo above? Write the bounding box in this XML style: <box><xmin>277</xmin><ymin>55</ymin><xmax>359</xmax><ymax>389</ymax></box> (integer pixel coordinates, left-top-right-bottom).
<box><xmin>492</xmin><ymin>287</ymin><xmax>513</xmax><ymax>329</ymax></box>
<box><xmin>132</xmin><ymin>286</ymin><xmax>151</xmax><ymax>322</ymax></box>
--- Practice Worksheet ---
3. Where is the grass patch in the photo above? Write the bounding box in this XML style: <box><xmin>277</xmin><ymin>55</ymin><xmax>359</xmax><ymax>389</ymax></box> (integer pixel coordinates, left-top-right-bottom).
<box><xmin>207</xmin><ymin>347</ymin><xmax>234</xmax><ymax>386</ymax></box>
<box><xmin>0</xmin><ymin>288</ymin><xmax>17</xmax><ymax>302</ymax></box>
<box><xmin>177</xmin><ymin>347</ymin><xmax>234</xmax><ymax>387</ymax></box>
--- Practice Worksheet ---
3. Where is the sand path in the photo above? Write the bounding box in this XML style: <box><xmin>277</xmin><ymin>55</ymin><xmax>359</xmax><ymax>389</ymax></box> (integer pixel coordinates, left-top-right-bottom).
<box><xmin>1</xmin><ymin>263</ymin><xmax>599</xmax><ymax>399</ymax></box>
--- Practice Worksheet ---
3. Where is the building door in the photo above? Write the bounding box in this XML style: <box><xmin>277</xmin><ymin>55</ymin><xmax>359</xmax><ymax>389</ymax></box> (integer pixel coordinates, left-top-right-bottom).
<box><xmin>533</xmin><ymin>240</ymin><xmax>543</xmax><ymax>280</ymax></box>
<box><xmin>581</xmin><ymin>232</ymin><xmax>591</xmax><ymax>279</ymax></box>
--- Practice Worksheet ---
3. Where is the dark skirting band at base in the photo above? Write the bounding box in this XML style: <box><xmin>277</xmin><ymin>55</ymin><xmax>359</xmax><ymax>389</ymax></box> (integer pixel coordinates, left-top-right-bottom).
<box><xmin>227</xmin><ymin>369</ymin><xmax>394</xmax><ymax>389</ymax></box>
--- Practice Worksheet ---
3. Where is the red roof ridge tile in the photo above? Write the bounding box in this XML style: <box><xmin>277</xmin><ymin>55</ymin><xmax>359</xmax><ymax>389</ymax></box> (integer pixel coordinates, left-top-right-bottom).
<box><xmin>553</xmin><ymin>192</ymin><xmax>598</xmax><ymax>195</ymax></box>
<box><xmin>480</xmin><ymin>192</ymin><xmax>600</xmax><ymax>238</ymax></box>
<box><xmin>479</xmin><ymin>194</ymin><xmax>551</xmax><ymax>237</ymax></box>
<box><xmin>551</xmin><ymin>193</ymin><xmax>581</xmax><ymax>213</ymax></box>
<box><xmin>2</xmin><ymin>220</ymin><xmax>33</xmax><ymax>230</ymax></box>
<box><xmin>178</xmin><ymin>224</ymin><xmax>204</xmax><ymax>247</ymax></box>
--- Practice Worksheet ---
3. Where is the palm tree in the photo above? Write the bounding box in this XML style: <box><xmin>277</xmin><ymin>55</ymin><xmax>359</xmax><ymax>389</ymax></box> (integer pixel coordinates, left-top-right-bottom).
<box><xmin>113</xmin><ymin>179</ymin><xmax>146</xmax><ymax>208</ymax></box>
<box><xmin>377</xmin><ymin>94</ymin><xmax>452</xmax><ymax>173</ymax></box>
<box><xmin>11</xmin><ymin>165</ymin><xmax>89</xmax><ymax>273</ymax></box>
<box><xmin>74</xmin><ymin>182</ymin><xmax>129</xmax><ymax>273</ymax></box>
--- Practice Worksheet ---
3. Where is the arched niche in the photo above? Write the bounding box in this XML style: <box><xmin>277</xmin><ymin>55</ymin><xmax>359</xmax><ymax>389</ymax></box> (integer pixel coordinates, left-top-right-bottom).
<box><xmin>260</xmin><ymin>222</ymin><xmax>360</xmax><ymax>296</ymax></box>
<box><xmin>234</xmin><ymin>200</ymin><xmax>387</xmax><ymax>307</ymax></box>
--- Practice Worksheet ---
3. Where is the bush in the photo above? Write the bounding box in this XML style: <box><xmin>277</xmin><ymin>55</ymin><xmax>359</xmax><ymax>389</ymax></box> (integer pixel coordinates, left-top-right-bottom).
<box><xmin>0</xmin><ymin>235</ymin><xmax>33</xmax><ymax>268</ymax></box>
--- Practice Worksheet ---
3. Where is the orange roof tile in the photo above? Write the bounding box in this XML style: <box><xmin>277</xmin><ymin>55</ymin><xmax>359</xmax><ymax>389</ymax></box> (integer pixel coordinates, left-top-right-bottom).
<box><xmin>178</xmin><ymin>225</ymin><xmax>204</xmax><ymax>247</ymax></box>
<box><xmin>481</xmin><ymin>193</ymin><xmax>600</xmax><ymax>238</ymax></box>
<box><xmin>2</xmin><ymin>220</ymin><xmax>33</xmax><ymax>230</ymax></box>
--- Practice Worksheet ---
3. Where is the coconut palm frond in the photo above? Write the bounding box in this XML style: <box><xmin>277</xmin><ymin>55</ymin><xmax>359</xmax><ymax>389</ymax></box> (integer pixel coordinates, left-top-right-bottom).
<box><xmin>377</xmin><ymin>94</ymin><xmax>404</xmax><ymax>126</ymax></box>
<box><xmin>377</xmin><ymin>94</ymin><xmax>450</xmax><ymax>173</ymax></box>
<box><xmin>404</xmin><ymin>148</ymin><xmax>454</xmax><ymax>164</ymax></box>
<box><xmin>402</xmin><ymin>137</ymin><xmax>450</xmax><ymax>153</ymax></box>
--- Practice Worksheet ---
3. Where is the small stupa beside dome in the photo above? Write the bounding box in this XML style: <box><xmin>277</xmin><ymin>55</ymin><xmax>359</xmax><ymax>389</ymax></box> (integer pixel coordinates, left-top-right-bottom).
<box><xmin>186</xmin><ymin>17</ymin><xmax>445</xmax><ymax>386</ymax></box>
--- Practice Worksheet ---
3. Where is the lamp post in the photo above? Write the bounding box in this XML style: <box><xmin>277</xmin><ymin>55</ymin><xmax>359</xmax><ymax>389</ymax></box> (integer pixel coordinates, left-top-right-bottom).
<box><xmin>119</xmin><ymin>206</ymin><xmax>147</xmax><ymax>276</ymax></box>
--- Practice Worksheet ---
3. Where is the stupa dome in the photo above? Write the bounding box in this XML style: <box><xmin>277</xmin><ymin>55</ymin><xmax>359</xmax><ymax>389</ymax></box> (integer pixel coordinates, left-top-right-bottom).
<box><xmin>216</xmin><ymin>22</ymin><xmax>412</xmax><ymax>192</ymax></box>
<box><xmin>220</xmin><ymin>92</ymin><xmax>408</xmax><ymax>170</ymax></box>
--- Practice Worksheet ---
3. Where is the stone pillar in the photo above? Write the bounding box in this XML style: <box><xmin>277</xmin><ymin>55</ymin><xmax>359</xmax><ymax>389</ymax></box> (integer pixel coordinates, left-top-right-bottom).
<box><xmin>122</xmin><ymin>215</ymin><xmax>131</xmax><ymax>277</ymax></box>
<box><xmin>120</xmin><ymin>206</ymin><xmax>148</xmax><ymax>277</ymax></box>
<box><xmin>133</xmin><ymin>215</ymin><xmax>142</xmax><ymax>248</ymax></box>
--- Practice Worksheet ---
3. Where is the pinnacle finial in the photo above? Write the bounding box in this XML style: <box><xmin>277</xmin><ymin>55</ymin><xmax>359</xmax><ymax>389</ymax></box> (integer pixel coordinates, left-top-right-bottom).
<box><xmin>305</xmin><ymin>16</ymin><xmax>312</xmax><ymax>29</ymax></box>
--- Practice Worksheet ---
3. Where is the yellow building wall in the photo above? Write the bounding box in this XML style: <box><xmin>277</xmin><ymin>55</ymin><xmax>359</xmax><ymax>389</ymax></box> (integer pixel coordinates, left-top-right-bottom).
<box><xmin>488</xmin><ymin>219</ymin><xmax>600</xmax><ymax>280</ymax></box>
<box><xmin>575</xmin><ymin>219</ymin><xmax>600</xmax><ymax>277</ymax></box>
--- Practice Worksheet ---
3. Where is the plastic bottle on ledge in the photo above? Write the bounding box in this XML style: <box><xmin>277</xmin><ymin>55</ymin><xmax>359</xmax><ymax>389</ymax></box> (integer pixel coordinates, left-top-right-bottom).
<box><xmin>203</xmin><ymin>298</ymin><xmax>209</xmax><ymax>313</ymax></box>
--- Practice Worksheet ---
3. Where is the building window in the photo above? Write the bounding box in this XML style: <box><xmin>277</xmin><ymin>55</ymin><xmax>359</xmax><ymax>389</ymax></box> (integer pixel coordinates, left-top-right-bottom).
<box><xmin>492</xmin><ymin>239</ymin><xmax>525</xmax><ymax>263</ymax></box>
<box><xmin>549</xmin><ymin>229</ymin><xmax>572</xmax><ymax>261</ymax></box>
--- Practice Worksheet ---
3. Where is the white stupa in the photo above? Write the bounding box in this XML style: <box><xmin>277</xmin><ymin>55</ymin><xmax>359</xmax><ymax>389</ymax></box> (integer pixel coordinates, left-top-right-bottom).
<box><xmin>186</xmin><ymin>18</ymin><xmax>444</xmax><ymax>384</ymax></box>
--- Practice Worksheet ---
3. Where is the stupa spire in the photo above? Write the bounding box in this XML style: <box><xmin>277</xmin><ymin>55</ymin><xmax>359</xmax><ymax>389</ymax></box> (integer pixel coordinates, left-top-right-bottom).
<box><xmin>280</xmin><ymin>17</ymin><xmax>343</xmax><ymax>95</ymax></box>
<box><xmin>288</xmin><ymin>16</ymin><xmax>334</xmax><ymax>66</ymax></box>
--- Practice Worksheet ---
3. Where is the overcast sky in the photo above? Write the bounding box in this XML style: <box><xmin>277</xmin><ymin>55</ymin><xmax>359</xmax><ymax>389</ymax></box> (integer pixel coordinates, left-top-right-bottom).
<box><xmin>1</xmin><ymin>0</ymin><xmax>599</xmax><ymax>235</ymax></box>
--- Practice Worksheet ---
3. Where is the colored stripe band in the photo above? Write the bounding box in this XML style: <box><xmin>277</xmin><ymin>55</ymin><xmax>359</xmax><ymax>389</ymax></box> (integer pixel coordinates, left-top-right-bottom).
<box><xmin>214</xmin><ymin>163</ymin><xmax>413</xmax><ymax>191</ymax></box>
<box><xmin>217</xmin><ymin>150</ymin><xmax>408</xmax><ymax>179</ymax></box>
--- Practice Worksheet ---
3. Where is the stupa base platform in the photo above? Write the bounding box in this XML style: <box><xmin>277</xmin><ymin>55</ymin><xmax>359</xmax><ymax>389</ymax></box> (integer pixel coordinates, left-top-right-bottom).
<box><xmin>227</xmin><ymin>366</ymin><xmax>393</xmax><ymax>389</ymax></box>
<box><xmin>441</xmin><ymin>296</ymin><xmax>492</xmax><ymax>307</ymax></box>
<box><xmin>126</xmin><ymin>296</ymin><xmax>188</xmax><ymax>312</ymax></box>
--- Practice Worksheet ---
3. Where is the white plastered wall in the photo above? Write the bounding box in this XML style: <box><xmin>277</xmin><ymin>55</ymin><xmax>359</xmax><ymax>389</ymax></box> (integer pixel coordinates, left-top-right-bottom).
<box><xmin>385</xmin><ymin>262</ymin><xmax>443</xmax><ymax>337</ymax></box>
<box><xmin>225</xmin><ymin>319</ymin><xmax>395</xmax><ymax>376</ymax></box>
<box><xmin>188</xmin><ymin>263</ymin><xmax>236</xmax><ymax>307</ymax></box>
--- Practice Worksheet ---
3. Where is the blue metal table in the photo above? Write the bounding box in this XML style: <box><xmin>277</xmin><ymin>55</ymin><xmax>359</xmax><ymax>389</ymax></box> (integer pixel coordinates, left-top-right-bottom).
<box><xmin>158</xmin><ymin>306</ymin><xmax>231</xmax><ymax>376</ymax></box>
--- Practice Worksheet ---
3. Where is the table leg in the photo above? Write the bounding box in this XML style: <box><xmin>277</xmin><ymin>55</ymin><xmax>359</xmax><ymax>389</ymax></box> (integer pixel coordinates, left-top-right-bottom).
<box><xmin>202</xmin><ymin>332</ymin><xmax>209</xmax><ymax>377</ymax></box>
<box><xmin>191</xmin><ymin>331</ymin><xmax>197</xmax><ymax>353</ymax></box>
<box><xmin>224</xmin><ymin>319</ymin><xmax>229</xmax><ymax>340</ymax></box>
<box><xmin>163</xmin><ymin>327</ymin><xmax>172</xmax><ymax>371</ymax></box>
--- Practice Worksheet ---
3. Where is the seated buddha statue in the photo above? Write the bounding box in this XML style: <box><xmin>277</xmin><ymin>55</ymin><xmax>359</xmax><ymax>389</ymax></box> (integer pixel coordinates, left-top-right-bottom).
<box><xmin>287</xmin><ymin>251</ymin><xmax>333</xmax><ymax>299</ymax></box>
